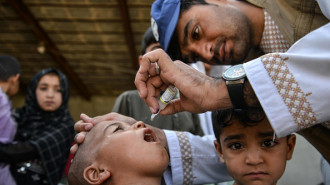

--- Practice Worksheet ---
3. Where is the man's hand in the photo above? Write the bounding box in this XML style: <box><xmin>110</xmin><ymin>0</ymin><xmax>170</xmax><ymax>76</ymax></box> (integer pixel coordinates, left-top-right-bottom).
<box><xmin>135</xmin><ymin>49</ymin><xmax>233</xmax><ymax>115</ymax></box>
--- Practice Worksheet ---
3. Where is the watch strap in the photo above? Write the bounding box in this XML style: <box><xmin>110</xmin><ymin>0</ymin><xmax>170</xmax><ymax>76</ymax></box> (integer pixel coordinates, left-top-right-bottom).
<box><xmin>226</xmin><ymin>80</ymin><xmax>247</xmax><ymax>109</ymax></box>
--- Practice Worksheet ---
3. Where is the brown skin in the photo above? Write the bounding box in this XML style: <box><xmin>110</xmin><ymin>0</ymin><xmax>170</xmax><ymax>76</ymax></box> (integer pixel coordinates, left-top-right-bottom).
<box><xmin>135</xmin><ymin>49</ymin><xmax>233</xmax><ymax>115</ymax></box>
<box><xmin>177</xmin><ymin>0</ymin><xmax>264</xmax><ymax>65</ymax></box>
<box><xmin>0</xmin><ymin>74</ymin><xmax>20</xmax><ymax>97</ymax></box>
<box><xmin>36</xmin><ymin>74</ymin><xmax>62</xmax><ymax>112</ymax></box>
<box><xmin>71</xmin><ymin>112</ymin><xmax>169</xmax><ymax>156</ymax></box>
<box><xmin>214</xmin><ymin>118</ymin><xmax>296</xmax><ymax>185</ymax></box>
<box><xmin>82</xmin><ymin>121</ymin><xmax>168</xmax><ymax>185</ymax></box>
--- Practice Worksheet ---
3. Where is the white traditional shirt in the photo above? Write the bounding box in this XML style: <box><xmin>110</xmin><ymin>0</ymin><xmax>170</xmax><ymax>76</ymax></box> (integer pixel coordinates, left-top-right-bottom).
<box><xmin>245</xmin><ymin>22</ymin><xmax>330</xmax><ymax>137</ymax></box>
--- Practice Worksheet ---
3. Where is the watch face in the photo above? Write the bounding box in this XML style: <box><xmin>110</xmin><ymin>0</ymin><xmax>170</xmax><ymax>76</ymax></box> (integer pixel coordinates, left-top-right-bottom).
<box><xmin>223</xmin><ymin>64</ymin><xmax>246</xmax><ymax>80</ymax></box>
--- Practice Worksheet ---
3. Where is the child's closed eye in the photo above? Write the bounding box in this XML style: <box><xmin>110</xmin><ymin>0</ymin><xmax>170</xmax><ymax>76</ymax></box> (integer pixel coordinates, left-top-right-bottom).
<box><xmin>113</xmin><ymin>126</ymin><xmax>123</xmax><ymax>133</ymax></box>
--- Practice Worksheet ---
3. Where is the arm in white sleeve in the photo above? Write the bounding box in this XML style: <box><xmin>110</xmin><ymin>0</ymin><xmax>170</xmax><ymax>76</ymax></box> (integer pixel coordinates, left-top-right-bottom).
<box><xmin>317</xmin><ymin>0</ymin><xmax>330</xmax><ymax>19</ymax></box>
<box><xmin>244</xmin><ymin>23</ymin><xmax>330</xmax><ymax>138</ymax></box>
<box><xmin>163</xmin><ymin>130</ymin><xmax>232</xmax><ymax>185</ymax></box>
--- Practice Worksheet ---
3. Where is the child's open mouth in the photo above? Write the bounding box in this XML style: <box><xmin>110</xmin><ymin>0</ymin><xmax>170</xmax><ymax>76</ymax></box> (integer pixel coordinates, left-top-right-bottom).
<box><xmin>143</xmin><ymin>129</ymin><xmax>157</xmax><ymax>142</ymax></box>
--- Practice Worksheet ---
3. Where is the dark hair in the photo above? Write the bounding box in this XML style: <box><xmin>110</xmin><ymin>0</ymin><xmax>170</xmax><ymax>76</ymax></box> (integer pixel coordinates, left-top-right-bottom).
<box><xmin>167</xmin><ymin>0</ymin><xmax>209</xmax><ymax>62</ymax></box>
<box><xmin>140</xmin><ymin>27</ymin><xmax>159</xmax><ymax>55</ymax></box>
<box><xmin>0</xmin><ymin>55</ymin><xmax>21</xmax><ymax>81</ymax></box>
<box><xmin>212</xmin><ymin>108</ymin><xmax>266</xmax><ymax>143</ymax></box>
<box><xmin>181</xmin><ymin>0</ymin><xmax>209</xmax><ymax>13</ymax></box>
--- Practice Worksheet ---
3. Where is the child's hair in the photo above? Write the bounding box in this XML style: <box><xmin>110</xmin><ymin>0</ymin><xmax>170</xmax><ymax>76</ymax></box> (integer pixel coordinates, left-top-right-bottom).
<box><xmin>0</xmin><ymin>55</ymin><xmax>21</xmax><ymax>81</ymax></box>
<box><xmin>68</xmin><ymin>139</ymin><xmax>98</xmax><ymax>185</ymax></box>
<box><xmin>211</xmin><ymin>108</ymin><xmax>266</xmax><ymax>143</ymax></box>
<box><xmin>140</xmin><ymin>27</ymin><xmax>159</xmax><ymax>55</ymax></box>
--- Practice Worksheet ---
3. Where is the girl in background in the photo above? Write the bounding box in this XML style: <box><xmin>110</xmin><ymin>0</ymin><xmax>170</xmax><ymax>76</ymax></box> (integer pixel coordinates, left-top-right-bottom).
<box><xmin>0</xmin><ymin>68</ymin><xmax>75</xmax><ymax>185</ymax></box>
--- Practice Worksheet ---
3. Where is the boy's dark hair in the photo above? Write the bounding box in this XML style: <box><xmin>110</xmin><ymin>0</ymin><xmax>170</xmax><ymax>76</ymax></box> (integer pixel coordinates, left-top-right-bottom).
<box><xmin>167</xmin><ymin>0</ymin><xmax>209</xmax><ymax>62</ymax></box>
<box><xmin>140</xmin><ymin>27</ymin><xmax>159</xmax><ymax>55</ymax></box>
<box><xmin>0</xmin><ymin>55</ymin><xmax>21</xmax><ymax>81</ymax></box>
<box><xmin>211</xmin><ymin>108</ymin><xmax>265</xmax><ymax>143</ymax></box>
<box><xmin>68</xmin><ymin>140</ymin><xmax>95</xmax><ymax>185</ymax></box>
<box><xmin>68</xmin><ymin>128</ymin><xmax>110</xmax><ymax>185</ymax></box>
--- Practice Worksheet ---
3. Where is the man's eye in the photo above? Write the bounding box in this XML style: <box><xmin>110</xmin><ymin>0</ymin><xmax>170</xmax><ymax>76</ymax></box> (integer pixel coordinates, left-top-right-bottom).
<box><xmin>192</xmin><ymin>26</ymin><xmax>199</xmax><ymax>40</ymax></box>
<box><xmin>229</xmin><ymin>143</ymin><xmax>243</xmax><ymax>150</ymax></box>
<box><xmin>262</xmin><ymin>140</ymin><xmax>277</xmax><ymax>147</ymax></box>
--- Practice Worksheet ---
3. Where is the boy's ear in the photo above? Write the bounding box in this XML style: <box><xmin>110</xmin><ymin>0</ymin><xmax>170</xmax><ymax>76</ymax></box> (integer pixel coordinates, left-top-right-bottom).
<box><xmin>10</xmin><ymin>74</ymin><xmax>20</xmax><ymax>83</ymax></box>
<box><xmin>83</xmin><ymin>164</ymin><xmax>111</xmax><ymax>185</ymax></box>
<box><xmin>214</xmin><ymin>140</ymin><xmax>225</xmax><ymax>163</ymax></box>
<box><xmin>286</xmin><ymin>134</ymin><xmax>296</xmax><ymax>160</ymax></box>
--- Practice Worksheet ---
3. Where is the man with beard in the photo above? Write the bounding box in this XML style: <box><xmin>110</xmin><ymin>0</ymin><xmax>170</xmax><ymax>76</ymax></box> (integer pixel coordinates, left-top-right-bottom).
<box><xmin>134</xmin><ymin>0</ymin><xmax>330</xmax><ymax>183</ymax></box>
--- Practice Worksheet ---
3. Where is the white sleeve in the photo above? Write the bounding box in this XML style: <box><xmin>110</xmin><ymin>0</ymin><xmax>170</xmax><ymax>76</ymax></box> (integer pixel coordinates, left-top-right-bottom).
<box><xmin>317</xmin><ymin>0</ymin><xmax>330</xmax><ymax>19</ymax></box>
<box><xmin>163</xmin><ymin>130</ymin><xmax>232</xmax><ymax>185</ymax></box>
<box><xmin>244</xmin><ymin>23</ymin><xmax>330</xmax><ymax>138</ymax></box>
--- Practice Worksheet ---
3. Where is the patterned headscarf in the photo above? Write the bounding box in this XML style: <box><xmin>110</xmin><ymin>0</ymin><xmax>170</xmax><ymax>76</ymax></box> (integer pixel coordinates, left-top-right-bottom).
<box><xmin>13</xmin><ymin>68</ymin><xmax>75</xmax><ymax>185</ymax></box>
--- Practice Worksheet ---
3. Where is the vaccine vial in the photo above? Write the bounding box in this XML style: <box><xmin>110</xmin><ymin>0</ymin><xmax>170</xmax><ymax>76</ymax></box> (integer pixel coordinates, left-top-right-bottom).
<box><xmin>151</xmin><ymin>85</ymin><xmax>178</xmax><ymax>121</ymax></box>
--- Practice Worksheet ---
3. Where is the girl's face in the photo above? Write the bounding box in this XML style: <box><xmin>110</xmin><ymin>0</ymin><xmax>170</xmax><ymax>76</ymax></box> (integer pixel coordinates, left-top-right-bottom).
<box><xmin>36</xmin><ymin>73</ymin><xmax>62</xmax><ymax>112</ymax></box>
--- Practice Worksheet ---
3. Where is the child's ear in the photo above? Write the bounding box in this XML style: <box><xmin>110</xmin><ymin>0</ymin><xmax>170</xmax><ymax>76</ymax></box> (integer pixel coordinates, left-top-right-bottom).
<box><xmin>83</xmin><ymin>164</ymin><xmax>111</xmax><ymax>185</ymax></box>
<box><xmin>10</xmin><ymin>74</ymin><xmax>20</xmax><ymax>84</ymax></box>
<box><xmin>286</xmin><ymin>134</ymin><xmax>296</xmax><ymax>160</ymax></box>
<box><xmin>214</xmin><ymin>140</ymin><xmax>225</xmax><ymax>163</ymax></box>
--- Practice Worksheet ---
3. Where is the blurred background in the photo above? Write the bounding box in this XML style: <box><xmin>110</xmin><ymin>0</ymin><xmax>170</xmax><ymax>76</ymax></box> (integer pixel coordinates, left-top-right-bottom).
<box><xmin>0</xmin><ymin>0</ymin><xmax>153</xmax><ymax>120</ymax></box>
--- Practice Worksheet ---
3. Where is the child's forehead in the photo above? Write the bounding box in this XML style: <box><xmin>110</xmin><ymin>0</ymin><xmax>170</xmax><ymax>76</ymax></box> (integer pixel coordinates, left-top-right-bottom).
<box><xmin>221</xmin><ymin>119</ymin><xmax>274</xmax><ymax>139</ymax></box>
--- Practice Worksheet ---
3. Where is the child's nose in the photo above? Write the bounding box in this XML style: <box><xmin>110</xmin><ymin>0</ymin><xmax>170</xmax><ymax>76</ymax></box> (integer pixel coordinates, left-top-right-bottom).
<box><xmin>245</xmin><ymin>148</ymin><xmax>264</xmax><ymax>165</ymax></box>
<box><xmin>133</xmin><ymin>121</ymin><xmax>146</xmax><ymax>129</ymax></box>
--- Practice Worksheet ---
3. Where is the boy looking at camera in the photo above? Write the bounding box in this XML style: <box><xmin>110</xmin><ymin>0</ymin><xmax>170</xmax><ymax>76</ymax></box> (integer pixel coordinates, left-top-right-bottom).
<box><xmin>212</xmin><ymin>108</ymin><xmax>296</xmax><ymax>185</ymax></box>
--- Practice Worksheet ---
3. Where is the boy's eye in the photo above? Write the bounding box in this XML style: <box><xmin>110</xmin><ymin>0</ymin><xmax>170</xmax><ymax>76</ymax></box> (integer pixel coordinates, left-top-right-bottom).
<box><xmin>113</xmin><ymin>126</ymin><xmax>123</xmax><ymax>133</ymax></box>
<box><xmin>192</xmin><ymin>26</ymin><xmax>200</xmax><ymax>40</ymax></box>
<box><xmin>229</xmin><ymin>143</ymin><xmax>243</xmax><ymax>150</ymax></box>
<box><xmin>262</xmin><ymin>140</ymin><xmax>277</xmax><ymax>147</ymax></box>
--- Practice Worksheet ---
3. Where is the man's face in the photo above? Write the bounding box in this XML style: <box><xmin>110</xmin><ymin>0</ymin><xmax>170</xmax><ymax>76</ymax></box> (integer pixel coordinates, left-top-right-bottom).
<box><xmin>176</xmin><ymin>2</ymin><xmax>252</xmax><ymax>65</ymax></box>
<box><xmin>90</xmin><ymin>120</ymin><xmax>169</xmax><ymax>177</ymax></box>
<box><xmin>214</xmin><ymin>118</ymin><xmax>296</xmax><ymax>185</ymax></box>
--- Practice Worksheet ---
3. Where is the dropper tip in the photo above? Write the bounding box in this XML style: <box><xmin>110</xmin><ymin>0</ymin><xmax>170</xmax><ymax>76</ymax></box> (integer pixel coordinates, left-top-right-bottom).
<box><xmin>150</xmin><ymin>114</ymin><xmax>156</xmax><ymax>121</ymax></box>
<box><xmin>150</xmin><ymin>113</ymin><xmax>158</xmax><ymax>121</ymax></box>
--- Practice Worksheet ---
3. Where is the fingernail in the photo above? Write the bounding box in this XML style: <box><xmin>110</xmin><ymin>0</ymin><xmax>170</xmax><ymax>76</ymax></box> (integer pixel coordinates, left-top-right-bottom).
<box><xmin>150</xmin><ymin>107</ymin><xmax>155</xmax><ymax>114</ymax></box>
<box><xmin>85</xmin><ymin>124</ymin><xmax>92</xmax><ymax>130</ymax></box>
